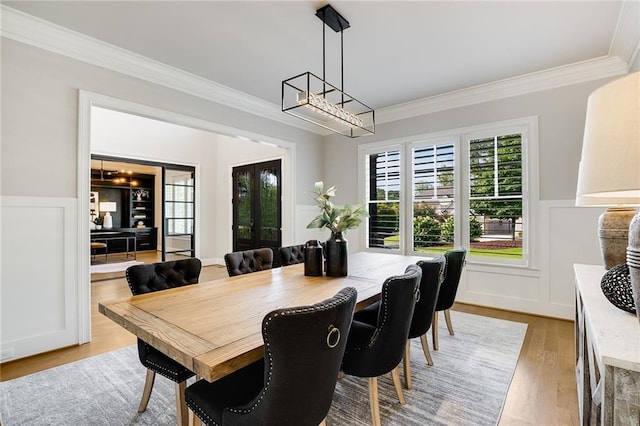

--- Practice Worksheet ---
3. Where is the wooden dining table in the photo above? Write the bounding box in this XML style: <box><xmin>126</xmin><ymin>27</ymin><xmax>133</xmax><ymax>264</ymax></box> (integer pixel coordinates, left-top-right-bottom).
<box><xmin>98</xmin><ymin>251</ymin><xmax>428</xmax><ymax>383</ymax></box>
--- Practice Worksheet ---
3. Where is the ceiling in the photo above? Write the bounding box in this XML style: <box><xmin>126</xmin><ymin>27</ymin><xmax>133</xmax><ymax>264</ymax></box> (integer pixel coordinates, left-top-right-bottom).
<box><xmin>4</xmin><ymin>1</ymin><xmax>634</xmax><ymax>111</ymax></box>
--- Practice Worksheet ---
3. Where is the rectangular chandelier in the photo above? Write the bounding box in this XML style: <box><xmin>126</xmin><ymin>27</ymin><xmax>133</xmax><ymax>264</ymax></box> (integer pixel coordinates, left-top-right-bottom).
<box><xmin>281</xmin><ymin>4</ymin><xmax>375</xmax><ymax>138</ymax></box>
<box><xmin>282</xmin><ymin>71</ymin><xmax>375</xmax><ymax>138</ymax></box>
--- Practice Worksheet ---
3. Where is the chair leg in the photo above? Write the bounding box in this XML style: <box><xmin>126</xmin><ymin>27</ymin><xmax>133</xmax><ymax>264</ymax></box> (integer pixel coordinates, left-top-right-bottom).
<box><xmin>368</xmin><ymin>377</ymin><xmax>381</xmax><ymax>426</ymax></box>
<box><xmin>189</xmin><ymin>376</ymin><xmax>203</xmax><ymax>426</ymax></box>
<box><xmin>403</xmin><ymin>340</ymin><xmax>412</xmax><ymax>389</ymax></box>
<box><xmin>432</xmin><ymin>311</ymin><xmax>440</xmax><ymax>351</ymax></box>
<box><xmin>444</xmin><ymin>309</ymin><xmax>455</xmax><ymax>335</ymax></box>
<box><xmin>391</xmin><ymin>366</ymin><xmax>406</xmax><ymax>405</ymax></box>
<box><xmin>175</xmin><ymin>381</ymin><xmax>188</xmax><ymax>426</ymax></box>
<box><xmin>191</xmin><ymin>408</ymin><xmax>202</xmax><ymax>426</ymax></box>
<box><xmin>137</xmin><ymin>369</ymin><xmax>156</xmax><ymax>413</ymax></box>
<box><xmin>420</xmin><ymin>334</ymin><xmax>434</xmax><ymax>366</ymax></box>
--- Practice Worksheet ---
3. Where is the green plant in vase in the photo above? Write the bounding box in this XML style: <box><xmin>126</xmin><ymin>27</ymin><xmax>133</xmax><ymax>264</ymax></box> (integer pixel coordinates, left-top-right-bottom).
<box><xmin>93</xmin><ymin>215</ymin><xmax>104</xmax><ymax>230</ymax></box>
<box><xmin>307</xmin><ymin>181</ymin><xmax>368</xmax><ymax>276</ymax></box>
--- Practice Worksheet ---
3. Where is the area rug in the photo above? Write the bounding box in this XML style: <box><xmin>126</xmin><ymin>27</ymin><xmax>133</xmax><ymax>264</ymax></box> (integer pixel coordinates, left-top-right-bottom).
<box><xmin>0</xmin><ymin>311</ymin><xmax>527</xmax><ymax>426</ymax></box>
<box><xmin>90</xmin><ymin>260</ymin><xmax>144</xmax><ymax>274</ymax></box>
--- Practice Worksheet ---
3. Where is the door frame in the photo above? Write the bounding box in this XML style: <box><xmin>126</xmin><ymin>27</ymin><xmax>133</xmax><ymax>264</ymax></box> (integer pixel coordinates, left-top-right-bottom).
<box><xmin>232</xmin><ymin>159</ymin><xmax>282</xmax><ymax>253</ymax></box>
<box><xmin>77</xmin><ymin>90</ymin><xmax>296</xmax><ymax>343</ymax></box>
<box><xmin>162</xmin><ymin>164</ymin><xmax>197</xmax><ymax>261</ymax></box>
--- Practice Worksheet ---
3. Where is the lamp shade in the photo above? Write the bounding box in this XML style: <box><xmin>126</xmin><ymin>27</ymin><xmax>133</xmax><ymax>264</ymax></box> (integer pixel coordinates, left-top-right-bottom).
<box><xmin>576</xmin><ymin>72</ymin><xmax>640</xmax><ymax>206</ymax></box>
<box><xmin>99</xmin><ymin>201</ymin><xmax>117</xmax><ymax>212</ymax></box>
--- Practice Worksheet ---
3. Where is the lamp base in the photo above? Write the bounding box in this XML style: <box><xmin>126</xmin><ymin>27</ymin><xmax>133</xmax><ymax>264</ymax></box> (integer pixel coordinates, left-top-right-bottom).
<box><xmin>103</xmin><ymin>212</ymin><xmax>113</xmax><ymax>229</ymax></box>
<box><xmin>627</xmin><ymin>212</ymin><xmax>640</xmax><ymax>324</ymax></box>
<box><xmin>599</xmin><ymin>207</ymin><xmax>636</xmax><ymax>269</ymax></box>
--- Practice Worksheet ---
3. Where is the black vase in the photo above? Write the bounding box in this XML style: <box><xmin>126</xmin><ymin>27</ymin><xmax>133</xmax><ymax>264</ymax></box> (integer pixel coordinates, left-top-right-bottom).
<box><xmin>304</xmin><ymin>239</ymin><xmax>324</xmax><ymax>276</ymax></box>
<box><xmin>325</xmin><ymin>232</ymin><xmax>348</xmax><ymax>276</ymax></box>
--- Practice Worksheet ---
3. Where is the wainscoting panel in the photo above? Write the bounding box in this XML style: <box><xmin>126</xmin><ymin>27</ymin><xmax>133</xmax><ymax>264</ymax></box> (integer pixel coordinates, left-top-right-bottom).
<box><xmin>464</xmin><ymin>270</ymin><xmax>539</xmax><ymax>301</ymax></box>
<box><xmin>539</xmin><ymin>200</ymin><xmax>603</xmax><ymax>313</ymax></box>
<box><xmin>1</xmin><ymin>196</ymin><xmax>79</xmax><ymax>362</ymax></box>
<box><xmin>456</xmin><ymin>200</ymin><xmax>604</xmax><ymax>319</ymax></box>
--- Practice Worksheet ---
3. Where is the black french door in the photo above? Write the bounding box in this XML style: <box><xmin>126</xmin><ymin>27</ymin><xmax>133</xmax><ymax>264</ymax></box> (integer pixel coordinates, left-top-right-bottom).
<box><xmin>232</xmin><ymin>160</ymin><xmax>282</xmax><ymax>260</ymax></box>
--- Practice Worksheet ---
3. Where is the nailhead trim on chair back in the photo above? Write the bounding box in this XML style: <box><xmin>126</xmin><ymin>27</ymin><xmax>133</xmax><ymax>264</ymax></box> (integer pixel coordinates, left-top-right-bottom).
<box><xmin>342</xmin><ymin>264</ymin><xmax>422</xmax><ymax>378</ymax></box>
<box><xmin>408</xmin><ymin>256</ymin><xmax>446</xmax><ymax>338</ymax></box>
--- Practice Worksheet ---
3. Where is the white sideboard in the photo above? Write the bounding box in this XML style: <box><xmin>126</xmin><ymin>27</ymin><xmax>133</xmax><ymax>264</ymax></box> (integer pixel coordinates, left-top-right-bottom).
<box><xmin>575</xmin><ymin>264</ymin><xmax>640</xmax><ymax>425</ymax></box>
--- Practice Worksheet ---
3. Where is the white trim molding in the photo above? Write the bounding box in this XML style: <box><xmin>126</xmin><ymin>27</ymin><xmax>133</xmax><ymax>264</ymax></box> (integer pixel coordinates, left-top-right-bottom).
<box><xmin>77</xmin><ymin>91</ymin><xmax>298</xmax><ymax>341</ymax></box>
<box><xmin>0</xmin><ymin>5</ymin><xmax>320</xmax><ymax>135</ymax></box>
<box><xmin>609</xmin><ymin>0</ymin><xmax>640</xmax><ymax>68</ymax></box>
<box><xmin>376</xmin><ymin>56</ymin><xmax>628</xmax><ymax>124</ymax></box>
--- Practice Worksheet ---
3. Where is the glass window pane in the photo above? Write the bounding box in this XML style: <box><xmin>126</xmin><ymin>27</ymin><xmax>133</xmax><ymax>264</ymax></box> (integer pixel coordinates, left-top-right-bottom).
<box><xmin>260</xmin><ymin>168</ymin><xmax>278</xmax><ymax>241</ymax></box>
<box><xmin>167</xmin><ymin>218</ymin><xmax>194</xmax><ymax>235</ymax></box>
<box><xmin>412</xmin><ymin>143</ymin><xmax>455</xmax><ymax>254</ymax></box>
<box><xmin>370</xmin><ymin>151</ymin><xmax>400</xmax><ymax>201</ymax></box>
<box><xmin>237</xmin><ymin>171</ymin><xmax>252</xmax><ymax>239</ymax></box>
<box><xmin>367</xmin><ymin>150</ymin><xmax>401</xmax><ymax>250</ymax></box>
<box><xmin>469</xmin><ymin>134</ymin><xmax>523</xmax><ymax>259</ymax></box>
<box><xmin>368</xmin><ymin>202</ymin><xmax>400</xmax><ymax>249</ymax></box>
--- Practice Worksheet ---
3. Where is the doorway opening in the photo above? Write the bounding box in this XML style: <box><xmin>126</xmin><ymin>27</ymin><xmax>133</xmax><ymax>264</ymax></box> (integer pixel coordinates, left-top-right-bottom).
<box><xmin>78</xmin><ymin>91</ymin><xmax>296</xmax><ymax>345</ymax></box>
<box><xmin>90</xmin><ymin>155</ymin><xmax>197</xmax><ymax>272</ymax></box>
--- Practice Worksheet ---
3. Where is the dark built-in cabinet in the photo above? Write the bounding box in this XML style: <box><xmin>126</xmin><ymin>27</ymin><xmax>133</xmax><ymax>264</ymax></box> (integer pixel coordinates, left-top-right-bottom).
<box><xmin>91</xmin><ymin>169</ymin><xmax>157</xmax><ymax>252</ymax></box>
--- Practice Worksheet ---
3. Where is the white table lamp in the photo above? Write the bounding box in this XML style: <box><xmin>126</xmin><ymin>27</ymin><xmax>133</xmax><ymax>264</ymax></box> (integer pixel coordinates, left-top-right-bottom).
<box><xmin>99</xmin><ymin>202</ymin><xmax>117</xmax><ymax>229</ymax></box>
<box><xmin>576</xmin><ymin>71</ymin><xmax>640</xmax><ymax>321</ymax></box>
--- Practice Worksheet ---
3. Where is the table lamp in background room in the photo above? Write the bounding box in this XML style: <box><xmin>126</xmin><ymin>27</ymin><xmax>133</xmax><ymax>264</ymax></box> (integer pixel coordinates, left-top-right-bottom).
<box><xmin>576</xmin><ymin>71</ymin><xmax>640</xmax><ymax>323</ymax></box>
<box><xmin>99</xmin><ymin>202</ymin><xmax>117</xmax><ymax>229</ymax></box>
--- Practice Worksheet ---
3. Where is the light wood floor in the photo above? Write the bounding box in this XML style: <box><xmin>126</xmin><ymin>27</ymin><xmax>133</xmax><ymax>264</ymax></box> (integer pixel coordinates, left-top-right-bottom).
<box><xmin>0</xmin><ymin>252</ymin><xmax>578</xmax><ymax>425</ymax></box>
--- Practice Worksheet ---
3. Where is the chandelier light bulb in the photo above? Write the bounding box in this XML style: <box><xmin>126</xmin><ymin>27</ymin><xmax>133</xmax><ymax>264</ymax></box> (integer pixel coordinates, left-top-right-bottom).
<box><xmin>297</xmin><ymin>91</ymin><xmax>364</xmax><ymax>128</ymax></box>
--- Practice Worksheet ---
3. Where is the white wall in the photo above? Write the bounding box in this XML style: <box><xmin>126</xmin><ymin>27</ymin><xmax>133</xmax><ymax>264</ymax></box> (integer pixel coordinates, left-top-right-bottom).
<box><xmin>323</xmin><ymin>79</ymin><xmax>614</xmax><ymax>319</ymax></box>
<box><xmin>215</xmin><ymin>135</ymin><xmax>288</xmax><ymax>260</ymax></box>
<box><xmin>91</xmin><ymin>107</ymin><xmax>219</xmax><ymax>263</ymax></box>
<box><xmin>0</xmin><ymin>38</ymin><xmax>322</xmax><ymax>361</ymax></box>
<box><xmin>631</xmin><ymin>52</ymin><xmax>640</xmax><ymax>73</ymax></box>
<box><xmin>1</xmin><ymin>38</ymin><xmax>323</xmax><ymax>199</ymax></box>
<box><xmin>0</xmin><ymin>30</ymin><xmax>630</xmax><ymax>362</ymax></box>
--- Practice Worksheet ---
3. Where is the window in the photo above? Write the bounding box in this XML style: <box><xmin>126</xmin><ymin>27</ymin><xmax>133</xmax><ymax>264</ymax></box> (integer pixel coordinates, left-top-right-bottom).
<box><xmin>362</xmin><ymin>117</ymin><xmax>536</xmax><ymax>266</ymax></box>
<box><xmin>366</xmin><ymin>149</ymin><xmax>401</xmax><ymax>250</ymax></box>
<box><xmin>165</xmin><ymin>171</ymin><xmax>194</xmax><ymax>236</ymax></box>
<box><xmin>468</xmin><ymin>134</ymin><xmax>523</xmax><ymax>260</ymax></box>
<box><xmin>412</xmin><ymin>140</ymin><xmax>456</xmax><ymax>251</ymax></box>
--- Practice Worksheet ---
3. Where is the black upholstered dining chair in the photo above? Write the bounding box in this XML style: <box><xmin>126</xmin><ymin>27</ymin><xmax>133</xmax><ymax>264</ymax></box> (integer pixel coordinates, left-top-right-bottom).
<box><xmin>278</xmin><ymin>244</ymin><xmax>305</xmax><ymax>266</ymax></box>
<box><xmin>125</xmin><ymin>258</ymin><xmax>203</xmax><ymax>426</ymax></box>
<box><xmin>184</xmin><ymin>287</ymin><xmax>358</xmax><ymax>426</ymax></box>
<box><xmin>432</xmin><ymin>248</ymin><xmax>467</xmax><ymax>350</ymax></box>
<box><xmin>342</xmin><ymin>264</ymin><xmax>422</xmax><ymax>426</ymax></box>
<box><xmin>224</xmin><ymin>248</ymin><xmax>273</xmax><ymax>277</ymax></box>
<box><xmin>358</xmin><ymin>257</ymin><xmax>446</xmax><ymax>388</ymax></box>
<box><xmin>404</xmin><ymin>257</ymin><xmax>446</xmax><ymax>387</ymax></box>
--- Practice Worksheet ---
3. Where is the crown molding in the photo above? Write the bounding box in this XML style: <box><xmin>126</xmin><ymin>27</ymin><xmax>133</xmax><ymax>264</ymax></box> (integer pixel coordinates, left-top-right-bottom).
<box><xmin>376</xmin><ymin>56</ymin><xmax>628</xmax><ymax>124</ymax></box>
<box><xmin>609</xmin><ymin>0</ymin><xmax>640</xmax><ymax>67</ymax></box>
<box><xmin>0</xmin><ymin>5</ymin><xmax>322</xmax><ymax>135</ymax></box>
<box><xmin>0</xmin><ymin>4</ymin><xmax>635</xmax><ymax>133</ymax></box>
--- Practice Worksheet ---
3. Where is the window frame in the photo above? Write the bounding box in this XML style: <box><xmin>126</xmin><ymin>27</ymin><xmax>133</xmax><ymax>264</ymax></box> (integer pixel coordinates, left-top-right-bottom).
<box><xmin>358</xmin><ymin>116</ymin><xmax>539</xmax><ymax>268</ymax></box>
<box><xmin>165</xmin><ymin>172</ymin><xmax>195</xmax><ymax>236</ymax></box>
<box><xmin>408</xmin><ymin>135</ymin><xmax>462</xmax><ymax>251</ymax></box>
<box><xmin>361</xmin><ymin>143</ymin><xmax>404</xmax><ymax>253</ymax></box>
